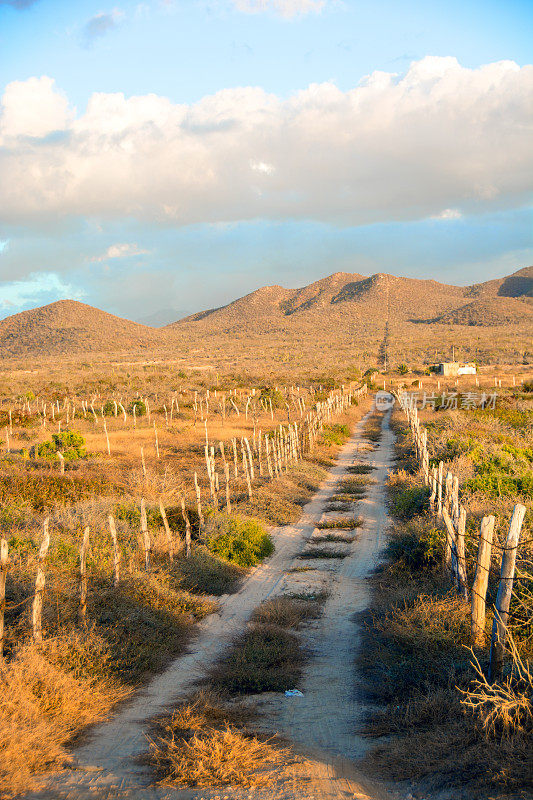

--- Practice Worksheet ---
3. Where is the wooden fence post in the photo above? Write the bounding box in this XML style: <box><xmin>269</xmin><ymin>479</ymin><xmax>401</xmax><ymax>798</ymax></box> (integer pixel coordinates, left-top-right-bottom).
<box><xmin>180</xmin><ymin>498</ymin><xmax>191</xmax><ymax>558</ymax></box>
<box><xmin>242</xmin><ymin>452</ymin><xmax>253</xmax><ymax>499</ymax></box>
<box><xmin>437</xmin><ymin>461</ymin><xmax>444</xmax><ymax>517</ymax></box>
<box><xmin>108</xmin><ymin>515</ymin><xmax>120</xmax><ymax>586</ymax></box>
<box><xmin>194</xmin><ymin>472</ymin><xmax>204</xmax><ymax>532</ymax></box>
<box><xmin>140</xmin><ymin>499</ymin><xmax>151</xmax><ymax>571</ymax></box>
<box><xmin>0</xmin><ymin>537</ymin><xmax>8</xmax><ymax>657</ymax></box>
<box><xmin>140</xmin><ymin>446</ymin><xmax>147</xmax><ymax>479</ymax></box>
<box><xmin>442</xmin><ymin>507</ymin><xmax>457</xmax><ymax>576</ymax></box>
<box><xmin>159</xmin><ymin>499</ymin><xmax>174</xmax><ymax>562</ymax></box>
<box><xmin>32</xmin><ymin>518</ymin><xmax>50</xmax><ymax>643</ymax></box>
<box><xmin>456</xmin><ymin>506</ymin><xmax>469</xmax><ymax>600</ymax></box>
<box><xmin>471</xmin><ymin>515</ymin><xmax>495</xmax><ymax>646</ymax></box>
<box><xmin>489</xmin><ymin>504</ymin><xmax>526</xmax><ymax>682</ymax></box>
<box><xmin>103</xmin><ymin>419</ymin><xmax>111</xmax><ymax>455</ymax></box>
<box><xmin>78</xmin><ymin>526</ymin><xmax>90</xmax><ymax>624</ymax></box>
<box><xmin>224</xmin><ymin>463</ymin><xmax>231</xmax><ymax>513</ymax></box>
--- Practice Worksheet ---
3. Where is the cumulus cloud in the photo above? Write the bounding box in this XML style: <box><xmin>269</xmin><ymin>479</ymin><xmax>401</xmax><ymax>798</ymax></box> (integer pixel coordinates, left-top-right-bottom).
<box><xmin>82</xmin><ymin>9</ymin><xmax>124</xmax><ymax>46</ymax></box>
<box><xmin>0</xmin><ymin>76</ymin><xmax>72</xmax><ymax>139</ymax></box>
<box><xmin>231</xmin><ymin>0</ymin><xmax>326</xmax><ymax>17</ymax></box>
<box><xmin>92</xmin><ymin>242</ymin><xmax>149</xmax><ymax>261</ymax></box>
<box><xmin>0</xmin><ymin>57</ymin><xmax>532</xmax><ymax>227</ymax></box>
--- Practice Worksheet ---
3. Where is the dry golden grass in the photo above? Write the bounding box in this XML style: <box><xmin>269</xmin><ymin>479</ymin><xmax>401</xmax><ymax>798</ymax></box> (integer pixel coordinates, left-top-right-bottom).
<box><xmin>0</xmin><ymin>641</ymin><xmax>126</xmax><ymax>795</ymax></box>
<box><xmin>251</xmin><ymin>595</ymin><xmax>322</xmax><ymax>628</ymax></box>
<box><xmin>360</xmin><ymin>398</ymin><xmax>533</xmax><ymax>798</ymax></box>
<box><xmin>461</xmin><ymin>632</ymin><xmax>533</xmax><ymax>739</ymax></box>
<box><xmin>148</xmin><ymin>690</ymin><xmax>287</xmax><ymax>789</ymax></box>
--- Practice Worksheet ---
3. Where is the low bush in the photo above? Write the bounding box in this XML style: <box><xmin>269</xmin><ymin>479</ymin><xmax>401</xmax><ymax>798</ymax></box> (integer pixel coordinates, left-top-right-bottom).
<box><xmin>386</xmin><ymin>524</ymin><xmax>443</xmax><ymax>572</ymax></box>
<box><xmin>129</xmin><ymin>399</ymin><xmax>147</xmax><ymax>416</ymax></box>
<box><xmin>390</xmin><ymin>484</ymin><xmax>430</xmax><ymax>520</ymax></box>
<box><xmin>38</xmin><ymin>430</ymin><xmax>86</xmax><ymax>462</ymax></box>
<box><xmin>205</xmin><ymin>514</ymin><xmax>273</xmax><ymax>568</ymax></box>
<box><xmin>321</xmin><ymin>423</ymin><xmax>350</xmax><ymax>446</ymax></box>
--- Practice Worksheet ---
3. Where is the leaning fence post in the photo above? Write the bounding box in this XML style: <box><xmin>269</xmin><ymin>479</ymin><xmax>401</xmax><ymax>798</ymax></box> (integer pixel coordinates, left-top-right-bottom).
<box><xmin>471</xmin><ymin>515</ymin><xmax>495</xmax><ymax>647</ymax></box>
<box><xmin>180</xmin><ymin>498</ymin><xmax>191</xmax><ymax>558</ymax></box>
<box><xmin>489</xmin><ymin>504</ymin><xmax>526</xmax><ymax>682</ymax></box>
<box><xmin>437</xmin><ymin>461</ymin><xmax>444</xmax><ymax>517</ymax></box>
<box><xmin>140</xmin><ymin>499</ymin><xmax>151</xmax><ymax>571</ymax></box>
<box><xmin>159</xmin><ymin>499</ymin><xmax>174</xmax><ymax>562</ymax></box>
<box><xmin>78</xmin><ymin>526</ymin><xmax>90</xmax><ymax>624</ymax></box>
<box><xmin>193</xmin><ymin>472</ymin><xmax>204</xmax><ymax>533</ymax></box>
<box><xmin>0</xmin><ymin>536</ymin><xmax>8</xmax><ymax>657</ymax></box>
<box><xmin>456</xmin><ymin>506</ymin><xmax>469</xmax><ymax>600</ymax></box>
<box><xmin>108</xmin><ymin>515</ymin><xmax>120</xmax><ymax>587</ymax></box>
<box><xmin>224</xmin><ymin>462</ymin><xmax>231</xmax><ymax>513</ymax></box>
<box><xmin>442</xmin><ymin>507</ymin><xmax>458</xmax><ymax>577</ymax></box>
<box><xmin>32</xmin><ymin>518</ymin><xmax>50</xmax><ymax>643</ymax></box>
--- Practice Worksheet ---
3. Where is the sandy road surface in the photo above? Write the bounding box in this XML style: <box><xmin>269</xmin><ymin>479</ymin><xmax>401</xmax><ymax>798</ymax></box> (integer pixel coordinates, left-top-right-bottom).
<box><xmin>26</xmin><ymin>407</ymin><xmax>396</xmax><ymax>800</ymax></box>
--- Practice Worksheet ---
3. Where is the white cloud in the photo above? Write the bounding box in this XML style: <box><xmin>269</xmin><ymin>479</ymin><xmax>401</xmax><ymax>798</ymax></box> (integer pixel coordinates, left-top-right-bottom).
<box><xmin>0</xmin><ymin>76</ymin><xmax>72</xmax><ymax>139</ymax></box>
<box><xmin>91</xmin><ymin>242</ymin><xmax>148</xmax><ymax>261</ymax></box>
<box><xmin>0</xmin><ymin>273</ymin><xmax>83</xmax><ymax>312</ymax></box>
<box><xmin>431</xmin><ymin>208</ymin><xmax>462</xmax><ymax>221</ymax></box>
<box><xmin>231</xmin><ymin>0</ymin><xmax>327</xmax><ymax>18</ymax></box>
<box><xmin>250</xmin><ymin>160</ymin><xmax>275</xmax><ymax>174</ymax></box>
<box><xmin>0</xmin><ymin>58</ymin><xmax>532</xmax><ymax>227</ymax></box>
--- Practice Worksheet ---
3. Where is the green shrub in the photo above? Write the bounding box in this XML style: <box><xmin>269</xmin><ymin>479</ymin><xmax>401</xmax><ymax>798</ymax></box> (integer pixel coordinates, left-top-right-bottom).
<box><xmin>206</xmin><ymin>515</ymin><xmax>273</xmax><ymax>568</ymax></box>
<box><xmin>386</xmin><ymin>526</ymin><xmax>443</xmax><ymax>572</ymax></box>
<box><xmin>102</xmin><ymin>401</ymin><xmax>115</xmax><ymax>417</ymax></box>
<box><xmin>259</xmin><ymin>387</ymin><xmax>285</xmax><ymax>409</ymax></box>
<box><xmin>38</xmin><ymin>430</ymin><xmax>86</xmax><ymax>462</ymax></box>
<box><xmin>321</xmin><ymin>423</ymin><xmax>350</xmax><ymax>446</ymax></box>
<box><xmin>129</xmin><ymin>399</ymin><xmax>147</xmax><ymax>416</ymax></box>
<box><xmin>391</xmin><ymin>485</ymin><xmax>430</xmax><ymax>520</ymax></box>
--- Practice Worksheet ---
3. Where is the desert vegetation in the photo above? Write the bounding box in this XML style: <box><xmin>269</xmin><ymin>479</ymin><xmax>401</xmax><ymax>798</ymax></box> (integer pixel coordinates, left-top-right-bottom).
<box><xmin>360</xmin><ymin>383</ymin><xmax>533</xmax><ymax>798</ymax></box>
<box><xmin>0</xmin><ymin>364</ymin><xmax>368</xmax><ymax>794</ymax></box>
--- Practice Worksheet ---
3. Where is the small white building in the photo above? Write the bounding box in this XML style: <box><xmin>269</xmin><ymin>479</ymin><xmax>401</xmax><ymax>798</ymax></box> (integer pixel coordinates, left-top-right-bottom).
<box><xmin>437</xmin><ymin>361</ymin><xmax>477</xmax><ymax>376</ymax></box>
<box><xmin>457</xmin><ymin>363</ymin><xmax>477</xmax><ymax>376</ymax></box>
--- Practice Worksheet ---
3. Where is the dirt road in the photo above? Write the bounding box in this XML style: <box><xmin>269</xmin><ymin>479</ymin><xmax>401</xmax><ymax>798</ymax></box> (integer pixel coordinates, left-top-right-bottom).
<box><xmin>27</xmin><ymin>407</ymin><xmax>396</xmax><ymax>800</ymax></box>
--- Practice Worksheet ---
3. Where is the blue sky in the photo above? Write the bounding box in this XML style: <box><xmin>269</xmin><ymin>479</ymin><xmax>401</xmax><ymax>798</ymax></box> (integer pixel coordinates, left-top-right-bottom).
<box><xmin>0</xmin><ymin>0</ymin><xmax>532</xmax><ymax>322</ymax></box>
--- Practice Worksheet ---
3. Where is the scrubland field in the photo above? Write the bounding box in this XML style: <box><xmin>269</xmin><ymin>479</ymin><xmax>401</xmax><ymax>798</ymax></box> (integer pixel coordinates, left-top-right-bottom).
<box><xmin>0</xmin><ymin>357</ymin><xmax>531</xmax><ymax>800</ymax></box>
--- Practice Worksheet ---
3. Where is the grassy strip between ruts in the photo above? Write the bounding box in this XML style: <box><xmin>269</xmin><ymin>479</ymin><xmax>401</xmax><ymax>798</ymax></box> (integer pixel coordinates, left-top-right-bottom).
<box><xmin>146</xmin><ymin>594</ymin><xmax>326</xmax><ymax>789</ymax></box>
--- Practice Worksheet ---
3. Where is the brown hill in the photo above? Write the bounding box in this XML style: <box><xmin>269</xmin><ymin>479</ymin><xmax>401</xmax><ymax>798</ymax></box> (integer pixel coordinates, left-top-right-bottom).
<box><xmin>1</xmin><ymin>267</ymin><xmax>531</xmax><ymax>367</ymax></box>
<box><xmin>423</xmin><ymin>296</ymin><xmax>533</xmax><ymax>327</ymax></box>
<box><xmin>166</xmin><ymin>267</ymin><xmax>533</xmax><ymax>335</ymax></box>
<box><xmin>0</xmin><ymin>300</ymin><xmax>165</xmax><ymax>357</ymax></box>
<box><xmin>466</xmin><ymin>266</ymin><xmax>533</xmax><ymax>299</ymax></box>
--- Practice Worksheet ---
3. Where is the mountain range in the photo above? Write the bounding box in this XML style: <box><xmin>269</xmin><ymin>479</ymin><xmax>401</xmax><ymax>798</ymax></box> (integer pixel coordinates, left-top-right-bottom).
<box><xmin>1</xmin><ymin>266</ymin><xmax>531</xmax><ymax>366</ymax></box>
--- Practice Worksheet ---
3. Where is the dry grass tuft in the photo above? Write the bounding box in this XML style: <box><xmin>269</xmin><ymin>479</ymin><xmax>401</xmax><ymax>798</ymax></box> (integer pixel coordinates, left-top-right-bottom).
<box><xmin>316</xmin><ymin>516</ymin><xmax>363</xmax><ymax>529</ymax></box>
<box><xmin>251</xmin><ymin>595</ymin><xmax>322</xmax><ymax>628</ymax></box>
<box><xmin>461</xmin><ymin>633</ymin><xmax>533</xmax><ymax>739</ymax></box>
<box><xmin>298</xmin><ymin>548</ymin><xmax>348</xmax><ymax>559</ymax></box>
<box><xmin>148</xmin><ymin>691</ymin><xmax>287</xmax><ymax>788</ymax></box>
<box><xmin>0</xmin><ymin>642</ymin><xmax>124</xmax><ymax>795</ymax></box>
